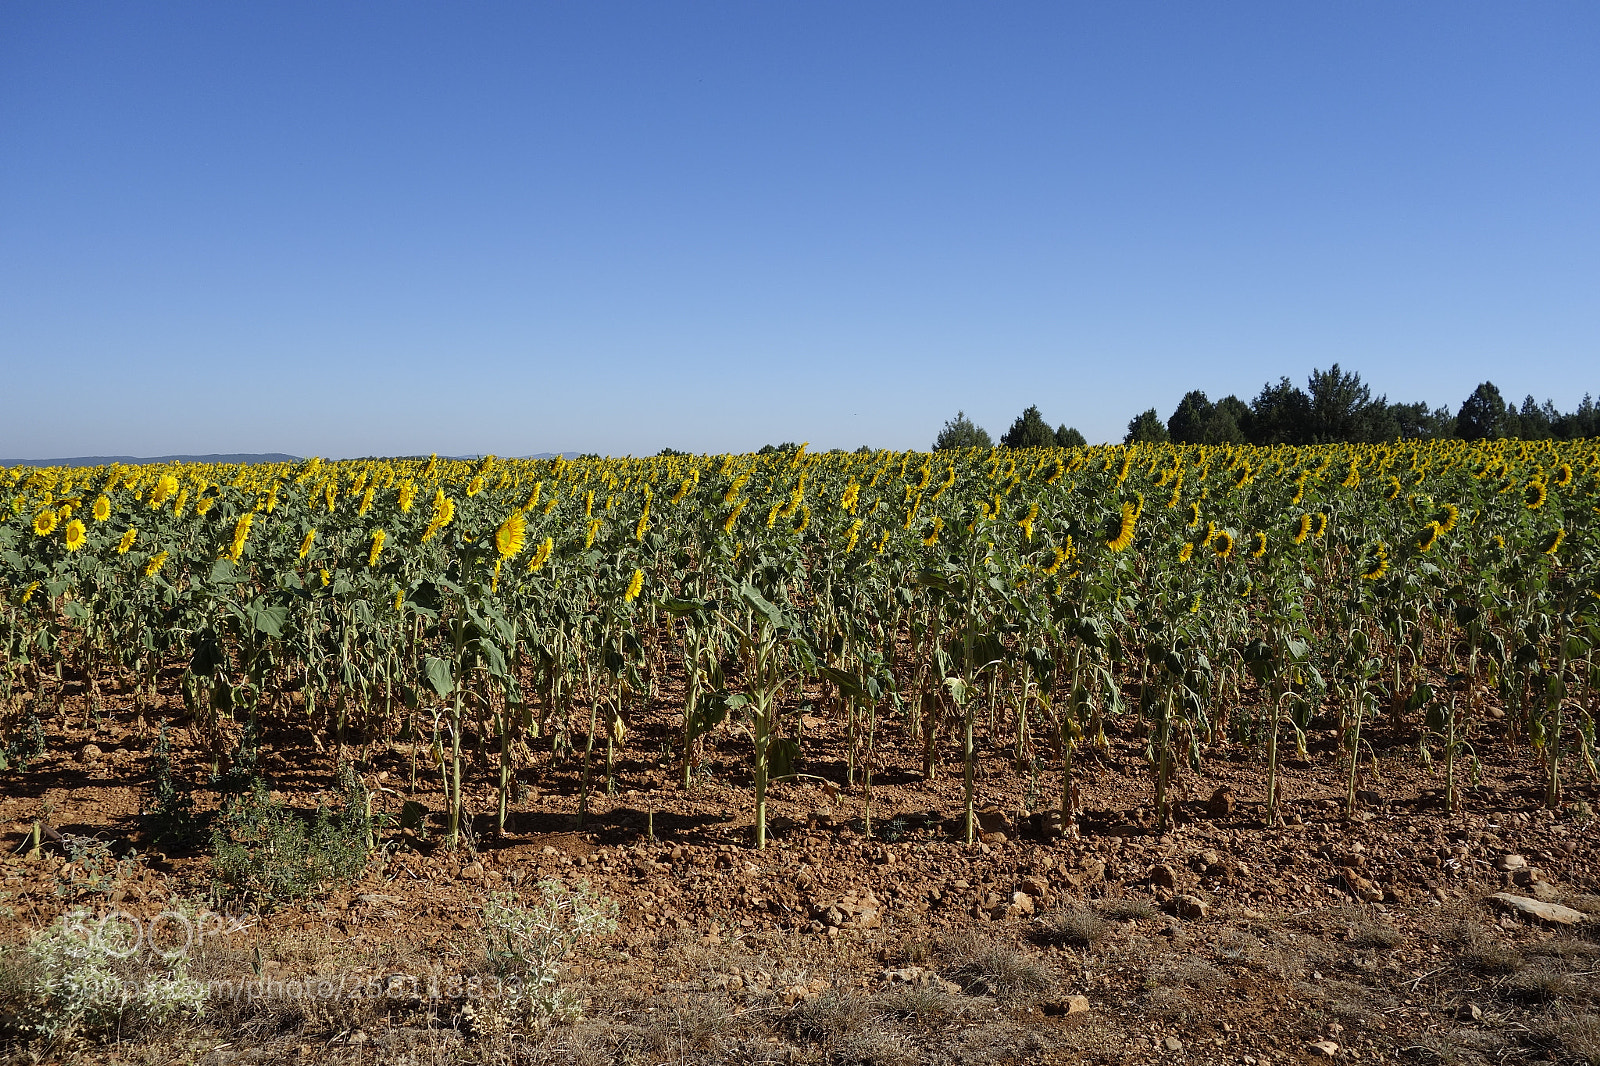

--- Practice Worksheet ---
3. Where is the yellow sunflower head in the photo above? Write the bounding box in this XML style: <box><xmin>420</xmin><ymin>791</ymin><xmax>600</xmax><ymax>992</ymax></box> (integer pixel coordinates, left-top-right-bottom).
<box><xmin>116</xmin><ymin>528</ymin><xmax>137</xmax><ymax>554</ymax></box>
<box><xmin>1525</xmin><ymin>480</ymin><xmax>1548</xmax><ymax>510</ymax></box>
<box><xmin>1248</xmin><ymin>531</ymin><xmax>1267</xmax><ymax>558</ymax></box>
<box><xmin>1292</xmin><ymin>513</ymin><xmax>1312</xmax><ymax>545</ymax></box>
<box><xmin>1212</xmin><ymin>530</ymin><xmax>1234</xmax><ymax>558</ymax></box>
<box><xmin>92</xmin><ymin>495</ymin><xmax>111</xmax><ymax>522</ymax></box>
<box><xmin>496</xmin><ymin>511</ymin><xmax>528</xmax><ymax>559</ymax></box>
<box><xmin>1539</xmin><ymin>528</ymin><xmax>1565</xmax><ymax>556</ymax></box>
<box><xmin>32</xmin><ymin>509</ymin><xmax>58</xmax><ymax>536</ymax></box>
<box><xmin>63</xmin><ymin>519</ymin><xmax>87</xmax><ymax>551</ymax></box>
<box><xmin>1106</xmin><ymin>501</ymin><xmax>1137</xmax><ymax>552</ymax></box>
<box><xmin>1417</xmin><ymin>521</ymin><xmax>1441</xmax><ymax>552</ymax></box>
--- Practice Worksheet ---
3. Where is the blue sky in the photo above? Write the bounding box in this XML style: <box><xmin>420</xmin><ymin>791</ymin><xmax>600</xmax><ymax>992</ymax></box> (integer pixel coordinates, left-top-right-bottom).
<box><xmin>2</xmin><ymin>3</ymin><xmax>1596</xmax><ymax>458</ymax></box>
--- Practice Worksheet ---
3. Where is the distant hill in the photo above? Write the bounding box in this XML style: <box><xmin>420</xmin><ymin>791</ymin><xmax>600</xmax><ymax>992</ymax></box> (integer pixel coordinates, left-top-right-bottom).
<box><xmin>3</xmin><ymin>453</ymin><xmax>302</xmax><ymax>468</ymax></box>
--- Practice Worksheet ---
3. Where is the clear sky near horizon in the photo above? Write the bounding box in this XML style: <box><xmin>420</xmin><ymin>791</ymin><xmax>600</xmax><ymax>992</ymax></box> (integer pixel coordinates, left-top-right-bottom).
<box><xmin>2</xmin><ymin>4</ymin><xmax>1597</xmax><ymax>460</ymax></box>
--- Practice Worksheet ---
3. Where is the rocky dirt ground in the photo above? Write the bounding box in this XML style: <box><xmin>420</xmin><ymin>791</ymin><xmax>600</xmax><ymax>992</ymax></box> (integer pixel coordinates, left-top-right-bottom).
<box><xmin>1</xmin><ymin>673</ymin><xmax>1598</xmax><ymax>1065</ymax></box>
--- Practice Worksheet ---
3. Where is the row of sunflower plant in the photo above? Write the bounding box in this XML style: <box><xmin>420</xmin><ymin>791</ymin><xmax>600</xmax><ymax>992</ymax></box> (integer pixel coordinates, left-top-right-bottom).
<box><xmin>1</xmin><ymin>438</ymin><xmax>1596</xmax><ymax>849</ymax></box>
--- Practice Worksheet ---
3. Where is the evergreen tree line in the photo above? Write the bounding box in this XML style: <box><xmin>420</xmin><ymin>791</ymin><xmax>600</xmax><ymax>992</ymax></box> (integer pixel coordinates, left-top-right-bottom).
<box><xmin>934</xmin><ymin>365</ymin><xmax>1599</xmax><ymax>451</ymax></box>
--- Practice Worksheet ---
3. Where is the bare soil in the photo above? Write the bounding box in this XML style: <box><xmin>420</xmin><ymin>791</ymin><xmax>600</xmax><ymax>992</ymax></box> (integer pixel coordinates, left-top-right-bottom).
<box><xmin>2</xmin><ymin>666</ymin><xmax>1598</xmax><ymax>1065</ymax></box>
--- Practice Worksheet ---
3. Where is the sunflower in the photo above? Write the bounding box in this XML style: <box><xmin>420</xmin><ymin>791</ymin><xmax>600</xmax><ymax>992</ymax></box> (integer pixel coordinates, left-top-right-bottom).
<box><xmin>1361</xmin><ymin>543</ymin><xmax>1389</xmax><ymax>580</ymax></box>
<box><xmin>63</xmin><ymin>519</ymin><xmax>87</xmax><ymax>551</ymax></box>
<box><xmin>398</xmin><ymin>479</ymin><xmax>418</xmax><ymax>512</ymax></box>
<box><xmin>116</xmin><ymin>528</ymin><xmax>137</xmax><ymax>554</ymax></box>
<box><xmin>22</xmin><ymin>581</ymin><xmax>40</xmax><ymax>604</ymax></box>
<box><xmin>1019</xmin><ymin>502</ymin><xmax>1038</xmax><ymax>542</ymax></box>
<box><xmin>367</xmin><ymin>529</ymin><xmax>386</xmax><ymax>568</ymax></box>
<box><xmin>496</xmin><ymin>511</ymin><xmax>528</xmax><ymax>558</ymax></box>
<box><xmin>1248</xmin><ymin>531</ymin><xmax>1267</xmax><ymax>558</ymax></box>
<box><xmin>922</xmin><ymin>515</ymin><xmax>943</xmax><ymax>546</ymax></box>
<box><xmin>522</xmin><ymin>482</ymin><xmax>542</xmax><ymax>512</ymax></box>
<box><xmin>421</xmin><ymin>491</ymin><xmax>455</xmax><ymax>543</ymax></box>
<box><xmin>1292</xmin><ymin>513</ymin><xmax>1313</xmax><ymax>544</ymax></box>
<box><xmin>466</xmin><ymin>475</ymin><xmax>485</xmax><ymax>497</ymax></box>
<box><xmin>1525</xmin><ymin>481</ymin><xmax>1548</xmax><ymax>510</ymax></box>
<box><xmin>1177</xmin><ymin>542</ymin><xmax>1194</xmax><ymax>563</ymax></box>
<box><xmin>526</xmin><ymin>536</ymin><xmax>554</xmax><ymax>572</ymax></box>
<box><xmin>228</xmin><ymin>513</ymin><xmax>253</xmax><ymax>563</ymax></box>
<box><xmin>844</xmin><ymin>518</ymin><xmax>864</xmax><ymax>553</ymax></box>
<box><xmin>1539</xmin><ymin>528</ymin><xmax>1565</xmax><ymax>555</ymax></box>
<box><xmin>721</xmin><ymin>501</ymin><xmax>745</xmax><ymax>535</ymax></box>
<box><xmin>1385</xmin><ymin>476</ymin><xmax>1403</xmax><ymax>500</ymax></box>
<box><xmin>92</xmin><ymin>495</ymin><xmax>111</xmax><ymax>522</ymax></box>
<box><xmin>1212</xmin><ymin>530</ymin><xmax>1234</xmax><ymax>558</ymax></box>
<box><xmin>1417</xmin><ymin>521</ymin><xmax>1442</xmax><ymax>552</ymax></box>
<box><xmin>1106</xmin><ymin>501</ymin><xmax>1137</xmax><ymax>552</ymax></box>
<box><xmin>150</xmin><ymin>474</ymin><xmax>179</xmax><ymax>507</ymax></box>
<box><xmin>393</xmin><ymin>590</ymin><xmax>404</xmax><ymax>611</ymax></box>
<box><xmin>32</xmin><ymin>509</ymin><xmax>57</xmax><ymax>536</ymax></box>
<box><xmin>1435</xmin><ymin>503</ymin><xmax>1460</xmax><ymax>534</ymax></box>
<box><xmin>143</xmin><ymin>551</ymin><xmax>170</xmax><ymax>578</ymax></box>
<box><xmin>298</xmin><ymin>529</ymin><xmax>316</xmax><ymax>560</ymax></box>
<box><xmin>1554</xmin><ymin>463</ymin><xmax>1573</xmax><ymax>488</ymax></box>
<box><xmin>1310</xmin><ymin>512</ymin><xmax>1328</xmax><ymax>538</ymax></box>
<box><xmin>623</xmin><ymin>568</ymin><xmax>644</xmax><ymax>603</ymax></box>
<box><xmin>1186</xmin><ymin>501</ymin><xmax>1201</xmax><ymax>528</ymax></box>
<box><xmin>195</xmin><ymin>495</ymin><xmax>216</xmax><ymax>516</ymax></box>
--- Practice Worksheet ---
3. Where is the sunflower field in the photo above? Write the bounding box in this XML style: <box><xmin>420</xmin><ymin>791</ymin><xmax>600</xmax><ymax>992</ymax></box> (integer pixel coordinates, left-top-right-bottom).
<box><xmin>2</xmin><ymin>441</ymin><xmax>1597</xmax><ymax>850</ymax></box>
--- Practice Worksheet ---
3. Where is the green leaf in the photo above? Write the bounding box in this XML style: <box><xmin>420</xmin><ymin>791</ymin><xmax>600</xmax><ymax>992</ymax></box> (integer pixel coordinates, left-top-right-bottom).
<box><xmin>739</xmin><ymin>583</ymin><xmax>785</xmax><ymax>628</ymax></box>
<box><xmin>423</xmin><ymin>656</ymin><xmax>454</xmax><ymax>698</ymax></box>
<box><xmin>818</xmin><ymin>665</ymin><xmax>867</xmax><ymax>700</ymax></box>
<box><xmin>209</xmin><ymin>559</ymin><xmax>244</xmax><ymax>584</ymax></box>
<box><xmin>251</xmin><ymin>604</ymin><xmax>287</xmax><ymax>638</ymax></box>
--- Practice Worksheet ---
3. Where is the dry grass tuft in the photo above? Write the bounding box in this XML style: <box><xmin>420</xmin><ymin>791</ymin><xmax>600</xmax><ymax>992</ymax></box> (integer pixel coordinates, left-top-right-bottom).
<box><xmin>937</xmin><ymin>932</ymin><xmax>1053</xmax><ymax>1001</ymax></box>
<box><xmin>1098</xmin><ymin>897</ymin><xmax>1158</xmax><ymax>921</ymax></box>
<box><xmin>1036</xmin><ymin>906</ymin><xmax>1112</xmax><ymax>949</ymax></box>
<box><xmin>1348</xmin><ymin>921</ymin><xmax>1405</xmax><ymax>950</ymax></box>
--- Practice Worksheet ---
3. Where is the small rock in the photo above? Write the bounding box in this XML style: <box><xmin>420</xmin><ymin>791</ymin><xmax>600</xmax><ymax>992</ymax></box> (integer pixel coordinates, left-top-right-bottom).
<box><xmin>1530</xmin><ymin>881</ymin><xmax>1562</xmax><ymax>903</ymax></box>
<box><xmin>1487</xmin><ymin>893</ymin><xmax>1586</xmax><ymax>926</ymax></box>
<box><xmin>1043</xmin><ymin>994</ymin><xmax>1091</xmax><ymax>1016</ymax></box>
<box><xmin>1342</xmin><ymin>870</ymin><xmax>1383</xmax><ymax>904</ymax></box>
<box><xmin>1164</xmin><ymin>1035</ymin><xmax>1184</xmax><ymax>1052</ymax></box>
<box><xmin>1207</xmin><ymin>786</ymin><xmax>1235</xmax><ymax>817</ymax></box>
<box><xmin>1009</xmin><ymin>890</ymin><xmax>1035</xmax><ymax>917</ymax></box>
<box><xmin>1355</xmin><ymin>789</ymin><xmax>1384</xmax><ymax>807</ymax></box>
<box><xmin>79</xmin><ymin>743</ymin><xmax>103</xmax><ymax>762</ymax></box>
<box><xmin>540</xmin><ymin>845</ymin><xmax>559</xmax><ymax>857</ymax></box>
<box><xmin>1019</xmin><ymin>875</ymin><xmax>1052</xmax><ymax>901</ymax></box>
<box><xmin>1307</xmin><ymin>1040</ymin><xmax>1339</xmax><ymax>1057</ymax></box>
<box><xmin>1170</xmin><ymin>894</ymin><xmax>1208</xmax><ymax>920</ymax></box>
<box><xmin>1151</xmin><ymin>864</ymin><xmax>1178</xmax><ymax>888</ymax></box>
<box><xmin>459</xmin><ymin>862</ymin><xmax>484</xmax><ymax>881</ymax></box>
<box><xmin>976</xmin><ymin>807</ymin><xmax>1013</xmax><ymax>836</ymax></box>
<box><xmin>1457</xmin><ymin>1003</ymin><xmax>1484</xmax><ymax>1022</ymax></box>
<box><xmin>1495</xmin><ymin>854</ymin><xmax>1528</xmax><ymax>872</ymax></box>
